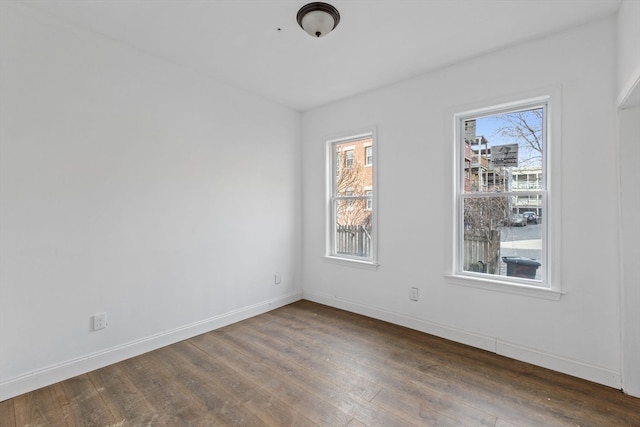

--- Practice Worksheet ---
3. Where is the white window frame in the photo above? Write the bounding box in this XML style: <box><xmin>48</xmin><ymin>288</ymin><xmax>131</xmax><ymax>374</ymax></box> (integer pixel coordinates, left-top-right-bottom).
<box><xmin>325</xmin><ymin>129</ymin><xmax>378</xmax><ymax>268</ymax></box>
<box><xmin>446</xmin><ymin>89</ymin><xmax>563</xmax><ymax>300</ymax></box>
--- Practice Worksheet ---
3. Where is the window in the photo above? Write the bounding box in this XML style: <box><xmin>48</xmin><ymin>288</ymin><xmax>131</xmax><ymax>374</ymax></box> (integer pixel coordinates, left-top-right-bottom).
<box><xmin>345</xmin><ymin>150</ymin><xmax>354</xmax><ymax>168</ymax></box>
<box><xmin>455</xmin><ymin>99</ymin><xmax>550</xmax><ymax>287</ymax></box>
<box><xmin>327</xmin><ymin>131</ymin><xmax>376</xmax><ymax>264</ymax></box>
<box><xmin>365</xmin><ymin>146</ymin><xmax>373</xmax><ymax>166</ymax></box>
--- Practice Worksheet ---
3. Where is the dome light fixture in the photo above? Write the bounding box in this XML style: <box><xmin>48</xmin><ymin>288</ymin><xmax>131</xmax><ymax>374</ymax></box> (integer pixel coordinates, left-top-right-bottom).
<box><xmin>296</xmin><ymin>2</ymin><xmax>340</xmax><ymax>38</ymax></box>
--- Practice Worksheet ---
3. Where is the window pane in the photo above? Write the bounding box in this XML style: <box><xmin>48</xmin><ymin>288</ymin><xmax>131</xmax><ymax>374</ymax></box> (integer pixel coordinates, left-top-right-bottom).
<box><xmin>334</xmin><ymin>216</ymin><xmax>373</xmax><ymax>258</ymax></box>
<box><xmin>335</xmin><ymin>139</ymin><xmax>373</xmax><ymax>197</ymax></box>
<box><xmin>462</xmin><ymin>194</ymin><xmax>543</xmax><ymax>280</ymax></box>
<box><xmin>463</xmin><ymin>108</ymin><xmax>544</xmax><ymax>194</ymax></box>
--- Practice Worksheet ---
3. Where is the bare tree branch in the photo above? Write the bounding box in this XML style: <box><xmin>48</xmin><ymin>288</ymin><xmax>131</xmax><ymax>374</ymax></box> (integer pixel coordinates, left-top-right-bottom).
<box><xmin>335</xmin><ymin>151</ymin><xmax>371</xmax><ymax>227</ymax></box>
<box><xmin>493</xmin><ymin>108</ymin><xmax>543</xmax><ymax>168</ymax></box>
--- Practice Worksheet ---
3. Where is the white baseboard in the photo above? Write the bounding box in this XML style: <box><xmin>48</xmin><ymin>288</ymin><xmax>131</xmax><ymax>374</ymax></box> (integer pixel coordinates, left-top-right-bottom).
<box><xmin>303</xmin><ymin>290</ymin><xmax>497</xmax><ymax>352</ymax></box>
<box><xmin>497</xmin><ymin>341</ymin><xmax>621</xmax><ymax>389</ymax></box>
<box><xmin>303</xmin><ymin>290</ymin><xmax>622</xmax><ymax>390</ymax></box>
<box><xmin>0</xmin><ymin>292</ymin><xmax>302</xmax><ymax>401</ymax></box>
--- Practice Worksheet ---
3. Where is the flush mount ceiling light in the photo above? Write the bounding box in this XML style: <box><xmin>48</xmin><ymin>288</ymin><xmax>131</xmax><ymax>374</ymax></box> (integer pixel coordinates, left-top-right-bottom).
<box><xmin>297</xmin><ymin>2</ymin><xmax>340</xmax><ymax>38</ymax></box>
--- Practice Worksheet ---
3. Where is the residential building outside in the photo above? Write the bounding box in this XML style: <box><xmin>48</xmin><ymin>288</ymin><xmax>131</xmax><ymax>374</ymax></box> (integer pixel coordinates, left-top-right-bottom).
<box><xmin>332</xmin><ymin>136</ymin><xmax>374</xmax><ymax>259</ymax></box>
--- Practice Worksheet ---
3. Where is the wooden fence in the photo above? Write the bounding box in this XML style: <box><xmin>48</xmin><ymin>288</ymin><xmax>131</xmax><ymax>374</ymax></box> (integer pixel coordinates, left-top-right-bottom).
<box><xmin>335</xmin><ymin>226</ymin><xmax>498</xmax><ymax>269</ymax></box>
<box><xmin>336</xmin><ymin>225</ymin><xmax>372</xmax><ymax>258</ymax></box>
<box><xmin>463</xmin><ymin>230</ymin><xmax>500</xmax><ymax>273</ymax></box>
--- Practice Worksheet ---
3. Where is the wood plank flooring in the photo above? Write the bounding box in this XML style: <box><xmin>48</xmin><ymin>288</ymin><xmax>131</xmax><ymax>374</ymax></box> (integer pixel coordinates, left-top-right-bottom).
<box><xmin>2</xmin><ymin>300</ymin><xmax>639</xmax><ymax>426</ymax></box>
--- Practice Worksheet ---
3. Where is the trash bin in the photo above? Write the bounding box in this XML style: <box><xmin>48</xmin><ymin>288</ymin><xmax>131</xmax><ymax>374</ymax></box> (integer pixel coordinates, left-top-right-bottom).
<box><xmin>502</xmin><ymin>257</ymin><xmax>541</xmax><ymax>279</ymax></box>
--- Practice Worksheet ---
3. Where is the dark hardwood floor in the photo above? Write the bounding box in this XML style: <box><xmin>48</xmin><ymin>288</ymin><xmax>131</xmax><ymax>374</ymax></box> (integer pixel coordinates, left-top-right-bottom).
<box><xmin>2</xmin><ymin>300</ymin><xmax>639</xmax><ymax>426</ymax></box>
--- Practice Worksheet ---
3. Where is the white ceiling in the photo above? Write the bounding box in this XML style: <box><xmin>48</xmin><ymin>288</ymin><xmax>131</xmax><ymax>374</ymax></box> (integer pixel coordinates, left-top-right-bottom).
<box><xmin>23</xmin><ymin>0</ymin><xmax>622</xmax><ymax>111</ymax></box>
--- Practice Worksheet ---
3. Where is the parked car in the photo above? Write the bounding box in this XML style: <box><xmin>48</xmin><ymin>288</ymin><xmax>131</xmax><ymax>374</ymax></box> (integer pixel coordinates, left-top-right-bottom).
<box><xmin>522</xmin><ymin>211</ymin><xmax>538</xmax><ymax>224</ymax></box>
<box><xmin>507</xmin><ymin>213</ymin><xmax>527</xmax><ymax>227</ymax></box>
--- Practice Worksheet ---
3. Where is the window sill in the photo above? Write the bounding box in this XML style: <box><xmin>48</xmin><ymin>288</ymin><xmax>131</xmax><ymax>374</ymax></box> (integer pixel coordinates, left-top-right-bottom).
<box><xmin>324</xmin><ymin>256</ymin><xmax>379</xmax><ymax>270</ymax></box>
<box><xmin>445</xmin><ymin>274</ymin><xmax>565</xmax><ymax>300</ymax></box>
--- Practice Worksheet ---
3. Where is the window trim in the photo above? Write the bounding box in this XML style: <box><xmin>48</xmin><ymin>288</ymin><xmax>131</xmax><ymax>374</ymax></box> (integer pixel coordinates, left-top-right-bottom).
<box><xmin>446</xmin><ymin>88</ymin><xmax>563</xmax><ymax>298</ymax></box>
<box><xmin>325</xmin><ymin>128</ymin><xmax>378</xmax><ymax>268</ymax></box>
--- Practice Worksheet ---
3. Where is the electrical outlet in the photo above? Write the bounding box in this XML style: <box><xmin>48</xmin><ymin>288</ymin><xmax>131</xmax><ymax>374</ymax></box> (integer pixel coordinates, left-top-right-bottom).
<box><xmin>93</xmin><ymin>312</ymin><xmax>107</xmax><ymax>331</ymax></box>
<box><xmin>410</xmin><ymin>287</ymin><xmax>419</xmax><ymax>301</ymax></box>
<box><xmin>274</xmin><ymin>272</ymin><xmax>281</xmax><ymax>284</ymax></box>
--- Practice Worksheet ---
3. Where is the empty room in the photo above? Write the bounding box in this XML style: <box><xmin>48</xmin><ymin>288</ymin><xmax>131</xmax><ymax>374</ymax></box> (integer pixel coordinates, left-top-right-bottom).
<box><xmin>1</xmin><ymin>0</ymin><xmax>639</xmax><ymax>425</ymax></box>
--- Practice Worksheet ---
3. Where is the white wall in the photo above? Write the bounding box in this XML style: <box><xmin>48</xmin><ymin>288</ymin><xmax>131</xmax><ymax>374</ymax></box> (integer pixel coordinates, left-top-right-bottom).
<box><xmin>0</xmin><ymin>2</ymin><xmax>301</xmax><ymax>400</ymax></box>
<box><xmin>302</xmin><ymin>17</ymin><xmax>623</xmax><ymax>388</ymax></box>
